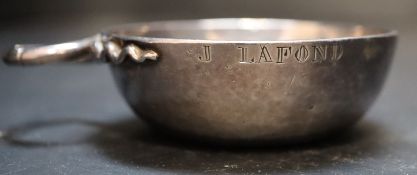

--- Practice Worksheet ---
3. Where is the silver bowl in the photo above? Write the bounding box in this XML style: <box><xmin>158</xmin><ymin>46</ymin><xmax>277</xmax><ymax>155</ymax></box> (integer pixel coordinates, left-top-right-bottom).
<box><xmin>4</xmin><ymin>18</ymin><xmax>397</xmax><ymax>143</ymax></box>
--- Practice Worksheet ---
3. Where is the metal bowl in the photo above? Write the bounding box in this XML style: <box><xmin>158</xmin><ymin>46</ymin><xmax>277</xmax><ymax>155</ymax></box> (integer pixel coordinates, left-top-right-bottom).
<box><xmin>4</xmin><ymin>18</ymin><xmax>397</xmax><ymax>143</ymax></box>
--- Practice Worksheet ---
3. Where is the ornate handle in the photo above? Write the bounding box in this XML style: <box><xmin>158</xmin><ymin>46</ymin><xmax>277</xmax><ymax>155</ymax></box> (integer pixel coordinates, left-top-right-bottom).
<box><xmin>3</xmin><ymin>35</ymin><xmax>158</xmax><ymax>65</ymax></box>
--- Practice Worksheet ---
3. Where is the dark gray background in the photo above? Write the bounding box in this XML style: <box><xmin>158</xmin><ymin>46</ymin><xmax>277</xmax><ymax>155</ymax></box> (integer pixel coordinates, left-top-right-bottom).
<box><xmin>1</xmin><ymin>0</ymin><xmax>417</xmax><ymax>174</ymax></box>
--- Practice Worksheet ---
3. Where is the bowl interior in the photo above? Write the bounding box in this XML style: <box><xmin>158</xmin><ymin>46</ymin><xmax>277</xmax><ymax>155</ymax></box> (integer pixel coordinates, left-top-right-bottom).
<box><xmin>109</xmin><ymin>18</ymin><xmax>391</xmax><ymax>41</ymax></box>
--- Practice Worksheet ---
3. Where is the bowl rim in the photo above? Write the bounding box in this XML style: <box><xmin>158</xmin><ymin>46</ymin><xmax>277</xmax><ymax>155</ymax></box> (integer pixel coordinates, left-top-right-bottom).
<box><xmin>103</xmin><ymin>18</ymin><xmax>398</xmax><ymax>44</ymax></box>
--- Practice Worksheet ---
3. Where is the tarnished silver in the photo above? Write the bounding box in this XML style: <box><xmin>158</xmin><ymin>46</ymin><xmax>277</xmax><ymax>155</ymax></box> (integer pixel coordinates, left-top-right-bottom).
<box><xmin>3</xmin><ymin>18</ymin><xmax>397</xmax><ymax>143</ymax></box>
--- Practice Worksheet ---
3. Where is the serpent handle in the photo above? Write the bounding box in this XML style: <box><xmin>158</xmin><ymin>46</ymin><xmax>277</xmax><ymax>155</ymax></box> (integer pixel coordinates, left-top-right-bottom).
<box><xmin>3</xmin><ymin>35</ymin><xmax>158</xmax><ymax>65</ymax></box>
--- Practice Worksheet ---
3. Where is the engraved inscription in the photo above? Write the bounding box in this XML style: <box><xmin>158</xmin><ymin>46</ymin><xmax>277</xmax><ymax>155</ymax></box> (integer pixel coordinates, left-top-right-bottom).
<box><xmin>258</xmin><ymin>45</ymin><xmax>273</xmax><ymax>63</ymax></box>
<box><xmin>330</xmin><ymin>45</ymin><xmax>343</xmax><ymax>61</ymax></box>
<box><xmin>311</xmin><ymin>45</ymin><xmax>344</xmax><ymax>62</ymax></box>
<box><xmin>295</xmin><ymin>45</ymin><xmax>309</xmax><ymax>63</ymax></box>
<box><xmin>238</xmin><ymin>44</ymin><xmax>343</xmax><ymax>64</ymax></box>
<box><xmin>238</xmin><ymin>47</ymin><xmax>254</xmax><ymax>63</ymax></box>
<box><xmin>198</xmin><ymin>45</ymin><xmax>212</xmax><ymax>62</ymax></box>
<box><xmin>276</xmin><ymin>46</ymin><xmax>291</xmax><ymax>63</ymax></box>
<box><xmin>312</xmin><ymin>45</ymin><xmax>327</xmax><ymax>62</ymax></box>
<box><xmin>191</xmin><ymin>44</ymin><xmax>343</xmax><ymax>64</ymax></box>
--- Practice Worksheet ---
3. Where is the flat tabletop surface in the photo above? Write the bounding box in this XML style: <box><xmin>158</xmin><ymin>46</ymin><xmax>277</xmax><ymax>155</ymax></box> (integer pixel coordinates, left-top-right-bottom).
<box><xmin>0</xmin><ymin>18</ymin><xmax>417</xmax><ymax>175</ymax></box>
